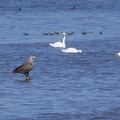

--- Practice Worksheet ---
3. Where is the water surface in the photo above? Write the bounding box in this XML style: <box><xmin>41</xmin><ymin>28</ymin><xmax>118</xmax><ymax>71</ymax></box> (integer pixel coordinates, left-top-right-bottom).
<box><xmin>0</xmin><ymin>0</ymin><xmax>120</xmax><ymax>119</ymax></box>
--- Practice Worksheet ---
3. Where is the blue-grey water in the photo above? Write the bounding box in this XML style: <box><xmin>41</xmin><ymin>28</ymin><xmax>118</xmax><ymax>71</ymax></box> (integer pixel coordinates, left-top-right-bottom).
<box><xmin>0</xmin><ymin>0</ymin><xmax>120</xmax><ymax>119</ymax></box>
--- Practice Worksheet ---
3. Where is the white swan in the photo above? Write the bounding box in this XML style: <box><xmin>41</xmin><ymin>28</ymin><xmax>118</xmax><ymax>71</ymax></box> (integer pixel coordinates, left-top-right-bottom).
<box><xmin>50</xmin><ymin>32</ymin><xmax>66</xmax><ymax>49</ymax></box>
<box><xmin>115</xmin><ymin>52</ymin><xmax>120</xmax><ymax>58</ymax></box>
<box><xmin>61</xmin><ymin>48</ymin><xmax>82</xmax><ymax>53</ymax></box>
<box><xmin>60</xmin><ymin>32</ymin><xmax>82</xmax><ymax>53</ymax></box>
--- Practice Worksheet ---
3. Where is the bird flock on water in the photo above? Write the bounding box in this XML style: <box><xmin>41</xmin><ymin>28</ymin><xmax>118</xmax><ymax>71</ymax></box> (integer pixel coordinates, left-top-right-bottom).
<box><xmin>12</xmin><ymin>32</ymin><xmax>120</xmax><ymax>81</ymax></box>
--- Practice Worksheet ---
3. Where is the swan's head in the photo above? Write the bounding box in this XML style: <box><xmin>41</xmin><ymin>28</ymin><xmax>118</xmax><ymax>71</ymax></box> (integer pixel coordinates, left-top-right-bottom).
<box><xmin>62</xmin><ymin>32</ymin><xmax>66</xmax><ymax>36</ymax></box>
<box><xmin>78</xmin><ymin>50</ymin><xmax>82</xmax><ymax>53</ymax></box>
<box><xmin>115</xmin><ymin>53</ymin><xmax>120</xmax><ymax>58</ymax></box>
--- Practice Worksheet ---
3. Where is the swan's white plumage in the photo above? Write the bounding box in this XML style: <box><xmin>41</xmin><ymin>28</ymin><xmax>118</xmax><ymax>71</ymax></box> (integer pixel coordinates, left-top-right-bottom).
<box><xmin>50</xmin><ymin>41</ymin><xmax>65</xmax><ymax>48</ymax></box>
<box><xmin>50</xmin><ymin>32</ymin><xmax>82</xmax><ymax>53</ymax></box>
<box><xmin>115</xmin><ymin>52</ymin><xmax>120</xmax><ymax>57</ymax></box>
<box><xmin>61</xmin><ymin>48</ymin><xmax>82</xmax><ymax>53</ymax></box>
<box><xmin>50</xmin><ymin>33</ymin><xmax>66</xmax><ymax>48</ymax></box>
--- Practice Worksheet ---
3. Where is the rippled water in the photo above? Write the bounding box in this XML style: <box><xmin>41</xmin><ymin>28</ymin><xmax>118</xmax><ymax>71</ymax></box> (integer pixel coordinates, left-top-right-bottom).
<box><xmin>0</xmin><ymin>0</ymin><xmax>120</xmax><ymax>119</ymax></box>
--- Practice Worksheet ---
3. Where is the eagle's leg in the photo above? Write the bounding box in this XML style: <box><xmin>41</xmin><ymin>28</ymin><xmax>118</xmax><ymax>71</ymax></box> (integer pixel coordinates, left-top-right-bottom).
<box><xmin>25</xmin><ymin>72</ymin><xmax>31</xmax><ymax>80</ymax></box>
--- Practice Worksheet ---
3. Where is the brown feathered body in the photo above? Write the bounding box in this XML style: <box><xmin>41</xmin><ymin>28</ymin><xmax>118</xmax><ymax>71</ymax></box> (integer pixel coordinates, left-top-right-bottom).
<box><xmin>13</xmin><ymin>56</ymin><xmax>36</xmax><ymax>80</ymax></box>
<box><xmin>13</xmin><ymin>62</ymin><xmax>33</xmax><ymax>74</ymax></box>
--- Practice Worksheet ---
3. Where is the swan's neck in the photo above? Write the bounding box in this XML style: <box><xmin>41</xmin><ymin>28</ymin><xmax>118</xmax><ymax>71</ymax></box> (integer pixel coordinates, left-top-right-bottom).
<box><xmin>62</xmin><ymin>36</ymin><xmax>66</xmax><ymax>44</ymax></box>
